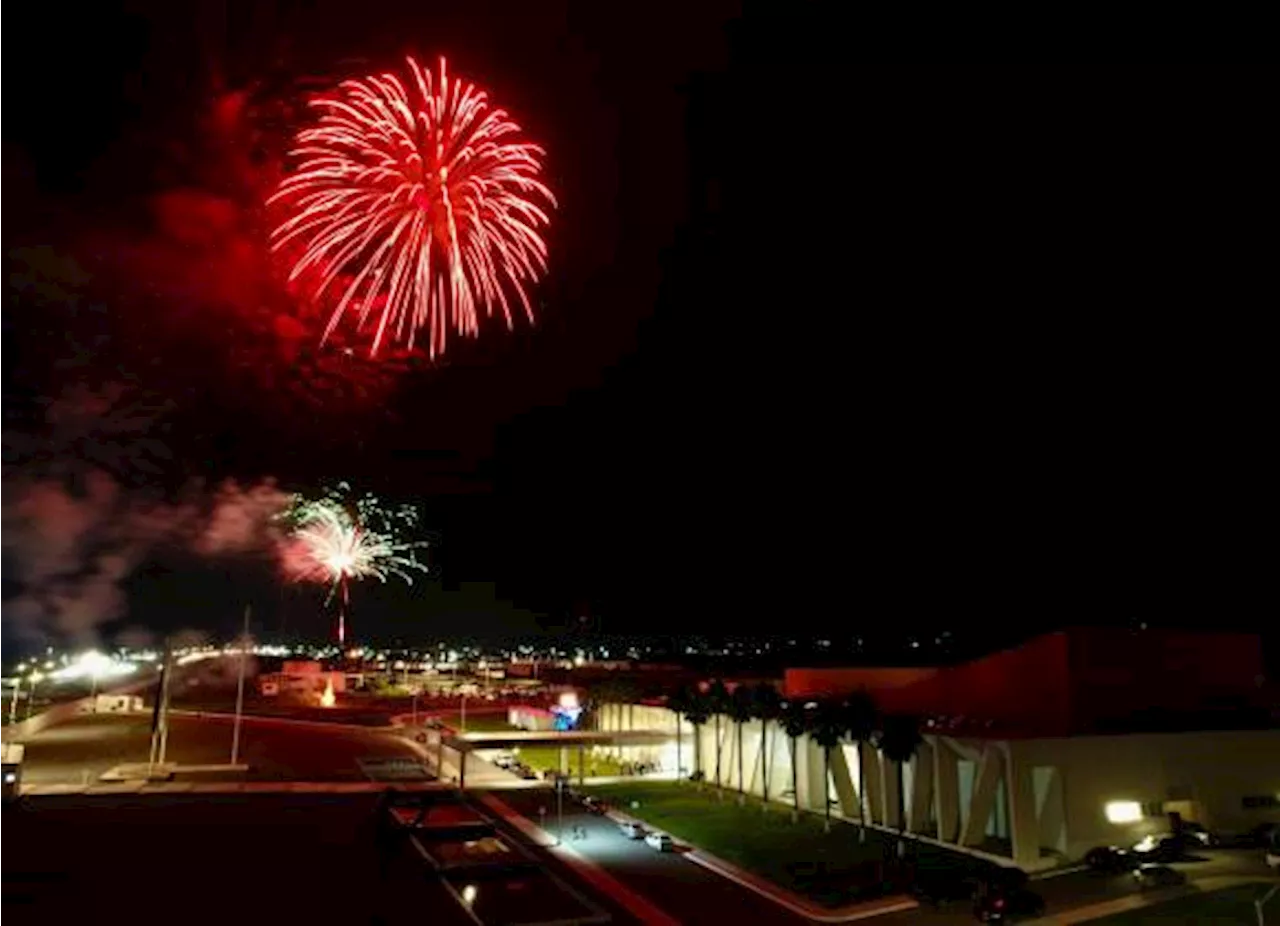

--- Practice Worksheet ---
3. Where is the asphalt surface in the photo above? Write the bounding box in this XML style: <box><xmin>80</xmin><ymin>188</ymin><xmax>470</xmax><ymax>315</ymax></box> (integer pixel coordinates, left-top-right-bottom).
<box><xmin>2</xmin><ymin>792</ymin><xmax>475</xmax><ymax>926</ymax></box>
<box><xmin>17</xmin><ymin>711</ymin><xmax>425</xmax><ymax>783</ymax></box>
<box><xmin>875</xmin><ymin>846</ymin><xmax>1279</xmax><ymax>925</ymax></box>
<box><xmin>494</xmin><ymin>787</ymin><xmax>813</xmax><ymax>925</ymax></box>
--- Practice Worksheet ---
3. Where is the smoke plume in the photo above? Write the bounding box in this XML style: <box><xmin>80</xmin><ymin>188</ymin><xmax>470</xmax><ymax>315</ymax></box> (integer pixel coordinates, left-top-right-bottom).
<box><xmin>2</xmin><ymin>385</ymin><xmax>291</xmax><ymax>645</ymax></box>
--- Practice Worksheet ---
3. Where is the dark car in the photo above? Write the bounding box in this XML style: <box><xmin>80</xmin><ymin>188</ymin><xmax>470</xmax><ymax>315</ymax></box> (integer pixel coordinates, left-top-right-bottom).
<box><xmin>1133</xmin><ymin>833</ymin><xmax>1190</xmax><ymax>862</ymax></box>
<box><xmin>1132</xmin><ymin>863</ymin><xmax>1186</xmax><ymax>890</ymax></box>
<box><xmin>1084</xmin><ymin>845</ymin><xmax>1138</xmax><ymax>873</ymax></box>
<box><xmin>974</xmin><ymin>886</ymin><xmax>1045</xmax><ymax>922</ymax></box>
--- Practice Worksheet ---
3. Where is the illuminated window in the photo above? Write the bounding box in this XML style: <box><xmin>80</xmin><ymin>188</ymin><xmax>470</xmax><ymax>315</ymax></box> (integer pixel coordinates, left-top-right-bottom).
<box><xmin>1104</xmin><ymin>801</ymin><xmax>1144</xmax><ymax>824</ymax></box>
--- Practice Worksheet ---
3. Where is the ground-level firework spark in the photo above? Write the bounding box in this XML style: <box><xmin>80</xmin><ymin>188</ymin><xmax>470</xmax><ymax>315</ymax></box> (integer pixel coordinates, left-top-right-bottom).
<box><xmin>283</xmin><ymin>485</ymin><xmax>429</xmax><ymax>645</ymax></box>
<box><xmin>270</xmin><ymin>56</ymin><xmax>556</xmax><ymax>360</ymax></box>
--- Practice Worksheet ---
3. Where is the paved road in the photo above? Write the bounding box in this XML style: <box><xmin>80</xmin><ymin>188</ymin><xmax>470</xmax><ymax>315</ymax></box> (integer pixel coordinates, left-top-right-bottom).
<box><xmin>18</xmin><ymin>712</ymin><xmax>425</xmax><ymax>784</ymax></box>
<box><xmin>2</xmin><ymin>792</ymin><xmax>475</xmax><ymax>926</ymax></box>
<box><xmin>494</xmin><ymin>787</ymin><xmax>813</xmax><ymax>926</ymax></box>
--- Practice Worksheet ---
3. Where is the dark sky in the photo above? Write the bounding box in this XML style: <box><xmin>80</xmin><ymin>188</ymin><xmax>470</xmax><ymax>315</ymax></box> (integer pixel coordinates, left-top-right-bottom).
<box><xmin>3</xmin><ymin>4</ymin><xmax>1270</xmax><ymax>647</ymax></box>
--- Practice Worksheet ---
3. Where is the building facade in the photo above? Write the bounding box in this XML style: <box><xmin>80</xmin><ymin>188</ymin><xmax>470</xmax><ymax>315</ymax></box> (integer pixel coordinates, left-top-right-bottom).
<box><xmin>596</xmin><ymin>628</ymin><xmax>1280</xmax><ymax>871</ymax></box>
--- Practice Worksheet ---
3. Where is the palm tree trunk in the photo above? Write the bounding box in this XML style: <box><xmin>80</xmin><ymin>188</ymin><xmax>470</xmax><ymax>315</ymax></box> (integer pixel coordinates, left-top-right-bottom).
<box><xmin>714</xmin><ymin>714</ymin><xmax>723</xmax><ymax>796</ymax></box>
<box><xmin>736</xmin><ymin>722</ymin><xmax>745</xmax><ymax>804</ymax></box>
<box><xmin>857</xmin><ymin>741</ymin><xmax>868</xmax><ymax>844</ymax></box>
<box><xmin>693</xmin><ymin>724</ymin><xmax>702</xmax><ymax>784</ymax></box>
<box><xmin>675</xmin><ymin>711</ymin><xmax>683</xmax><ymax>782</ymax></box>
<box><xmin>823</xmin><ymin>747</ymin><xmax>832</xmax><ymax>833</ymax></box>
<box><xmin>789</xmin><ymin>737</ymin><xmax>799</xmax><ymax>823</ymax></box>
<box><xmin>760</xmin><ymin>720</ymin><xmax>769</xmax><ymax>808</ymax></box>
<box><xmin>897</xmin><ymin>763</ymin><xmax>907</xmax><ymax>857</ymax></box>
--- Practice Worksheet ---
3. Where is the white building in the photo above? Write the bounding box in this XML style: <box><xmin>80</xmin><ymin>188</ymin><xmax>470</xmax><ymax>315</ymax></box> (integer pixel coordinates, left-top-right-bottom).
<box><xmin>597</xmin><ymin>628</ymin><xmax>1280</xmax><ymax>871</ymax></box>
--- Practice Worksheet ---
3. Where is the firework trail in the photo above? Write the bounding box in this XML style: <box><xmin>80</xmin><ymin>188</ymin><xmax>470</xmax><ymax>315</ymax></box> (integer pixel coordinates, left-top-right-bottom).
<box><xmin>270</xmin><ymin>56</ymin><xmax>555</xmax><ymax>359</ymax></box>
<box><xmin>283</xmin><ymin>484</ymin><xmax>429</xmax><ymax>644</ymax></box>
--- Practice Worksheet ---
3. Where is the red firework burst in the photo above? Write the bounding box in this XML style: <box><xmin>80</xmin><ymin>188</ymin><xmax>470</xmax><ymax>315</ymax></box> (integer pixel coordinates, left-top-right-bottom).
<box><xmin>269</xmin><ymin>56</ymin><xmax>555</xmax><ymax>359</ymax></box>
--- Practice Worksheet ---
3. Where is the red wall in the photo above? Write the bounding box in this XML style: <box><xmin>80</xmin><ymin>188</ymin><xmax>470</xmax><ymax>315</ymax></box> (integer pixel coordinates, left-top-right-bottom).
<box><xmin>783</xmin><ymin>667</ymin><xmax>938</xmax><ymax>701</ymax></box>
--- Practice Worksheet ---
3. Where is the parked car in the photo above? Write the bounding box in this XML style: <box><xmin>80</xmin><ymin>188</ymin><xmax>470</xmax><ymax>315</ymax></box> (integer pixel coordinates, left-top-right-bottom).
<box><xmin>1132</xmin><ymin>863</ymin><xmax>1186</xmax><ymax>890</ymax></box>
<box><xmin>618</xmin><ymin>821</ymin><xmax>647</xmax><ymax>839</ymax></box>
<box><xmin>973</xmin><ymin>886</ymin><xmax>1045</xmax><ymax>922</ymax></box>
<box><xmin>644</xmin><ymin>832</ymin><xmax>676</xmax><ymax>852</ymax></box>
<box><xmin>1178</xmin><ymin>821</ymin><xmax>1217</xmax><ymax>847</ymax></box>
<box><xmin>1084</xmin><ymin>846</ymin><xmax>1138</xmax><ymax>873</ymax></box>
<box><xmin>1132</xmin><ymin>833</ymin><xmax>1190</xmax><ymax>862</ymax></box>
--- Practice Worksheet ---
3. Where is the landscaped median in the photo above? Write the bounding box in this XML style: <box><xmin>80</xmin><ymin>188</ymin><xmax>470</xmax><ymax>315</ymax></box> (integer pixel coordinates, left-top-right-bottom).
<box><xmin>585</xmin><ymin>780</ymin><xmax>989</xmax><ymax>911</ymax></box>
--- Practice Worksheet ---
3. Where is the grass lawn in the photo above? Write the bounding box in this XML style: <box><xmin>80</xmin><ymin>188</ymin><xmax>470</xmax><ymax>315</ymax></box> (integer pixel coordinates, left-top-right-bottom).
<box><xmin>430</xmin><ymin>711</ymin><xmax>517</xmax><ymax>732</ymax></box>
<box><xmin>1092</xmin><ymin>883</ymin><xmax>1274</xmax><ymax>925</ymax></box>
<box><xmin>586</xmin><ymin>780</ymin><xmax>984</xmax><ymax>907</ymax></box>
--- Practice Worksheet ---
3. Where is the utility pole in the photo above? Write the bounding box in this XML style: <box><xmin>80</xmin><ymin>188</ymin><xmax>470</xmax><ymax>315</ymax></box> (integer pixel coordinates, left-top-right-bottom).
<box><xmin>556</xmin><ymin>776</ymin><xmax>565</xmax><ymax>846</ymax></box>
<box><xmin>230</xmin><ymin>605</ymin><xmax>251</xmax><ymax>765</ymax></box>
<box><xmin>7</xmin><ymin>678</ymin><xmax>21</xmax><ymax>726</ymax></box>
<box><xmin>156</xmin><ymin>648</ymin><xmax>175</xmax><ymax>766</ymax></box>
<box><xmin>148</xmin><ymin>645</ymin><xmax>171</xmax><ymax>768</ymax></box>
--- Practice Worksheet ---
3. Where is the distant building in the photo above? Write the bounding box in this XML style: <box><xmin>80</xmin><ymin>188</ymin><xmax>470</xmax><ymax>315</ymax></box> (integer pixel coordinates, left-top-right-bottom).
<box><xmin>258</xmin><ymin>660</ymin><xmax>346</xmax><ymax>698</ymax></box>
<box><xmin>79</xmin><ymin>695</ymin><xmax>145</xmax><ymax>714</ymax></box>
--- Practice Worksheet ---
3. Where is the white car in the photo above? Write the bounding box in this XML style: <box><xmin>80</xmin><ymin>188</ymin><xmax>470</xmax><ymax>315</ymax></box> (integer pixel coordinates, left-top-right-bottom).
<box><xmin>644</xmin><ymin>832</ymin><xmax>675</xmax><ymax>852</ymax></box>
<box><xmin>619</xmin><ymin>821</ymin><xmax>647</xmax><ymax>839</ymax></box>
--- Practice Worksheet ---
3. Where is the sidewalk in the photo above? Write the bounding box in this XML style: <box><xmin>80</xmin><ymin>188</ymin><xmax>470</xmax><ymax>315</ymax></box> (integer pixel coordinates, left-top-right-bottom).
<box><xmin>1023</xmin><ymin>874</ymin><xmax>1278</xmax><ymax>924</ymax></box>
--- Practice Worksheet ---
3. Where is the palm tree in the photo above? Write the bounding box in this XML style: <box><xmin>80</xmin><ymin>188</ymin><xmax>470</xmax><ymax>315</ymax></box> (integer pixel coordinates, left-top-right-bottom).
<box><xmin>728</xmin><ymin>684</ymin><xmax>755</xmax><ymax>804</ymax></box>
<box><xmin>752</xmin><ymin>682</ymin><xmax>782</xmax><ymax>808</ymax></box>
<box><xmin>876</xmin><ymin>713</ymin><xmax>924</xmax><ymax>856</ymax></box>
<box><xmin>780</xmin><ymin>699</ymin><xmax>810</xmax><ymax>823</ymax></box>
<box><xmin>683</xmin><ymin>686</ymin><xmax>712</xmax><ymax>784</ymax></box>
<box><xmin>667</xmin><ymin>684</ymin><xmax>694</xmax><ymax>780</ymax></box>
<box><xmin>707</xmin><ymin>679</ymin><xmax>730</xmax><ymax>795</ymax></box>
<box><xmin>842</xmin><ymin>689</ymin><xmax>877</xmax><ymax>843</ymax></box>
<box><xmin>810</xmin><ymin>700</ymin><xmax>846</xmax><ymax>833</ymax></box>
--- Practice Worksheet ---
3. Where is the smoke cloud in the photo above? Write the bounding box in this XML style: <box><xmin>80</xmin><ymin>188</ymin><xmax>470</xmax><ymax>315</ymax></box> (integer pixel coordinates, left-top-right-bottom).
<box><xmin>2</xmin><ymin>385</ymin><xmax>291</xmax><ymax>645</ymax></box>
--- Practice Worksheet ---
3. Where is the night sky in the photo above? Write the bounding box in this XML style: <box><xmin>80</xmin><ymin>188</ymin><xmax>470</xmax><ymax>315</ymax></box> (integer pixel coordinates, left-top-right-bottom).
<box><xmin>3</xmin><ymin>4</ymin><xmax>1270</xmax><ymax>650</ymax></box>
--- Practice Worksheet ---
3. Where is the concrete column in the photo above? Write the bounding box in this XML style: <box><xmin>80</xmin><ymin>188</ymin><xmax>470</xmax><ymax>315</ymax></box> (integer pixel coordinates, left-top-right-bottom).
<box><xmin>804</xmin><ymin>736</ymin><xmax>828</xmax><ymax>812</ymax></box>
<box><xmin>559</xmin><ymin>745</ymin><xmax>568</xmax><ymax>775</ymax></box>
<box><xmin>882</xmin><ymin>759</ymin><xmax>903</xmax><ymax>830</ymax></box>
<box><xmin>578</xmin><ymin>744</ymin><xmax>585</xmax><ymax>786</ymax></box>
<box><xmin>1036</xmin><ymin>766</ymin><xmax>1066</xmax><ymax>855</ymax></box>
<box><xmin>859</xmin><ymin>741</ymin><xmax>884</xmax><ymax>825</ymax></box>
<box><xmin>909</xmin><ymin>740</ymin><xmax>935</xmax><ymax>834</ymax></box>
<box><xmin>934</xmin><ymin>737</ymin><xmax>961</xmax><ymax>843</ymax></box>
<box><xmin>1005</xmin><ymin>744</ymin><xmax>1041</xmax><ymax>869</ymax></box>
<box><xmin>960</xmin><ymin>745</ymin><xmax>1002</xmax><ymax>848</ymax></box>
<box><xmin>830</xmin><ymin>743</ymin><xmax>859</xmax><ymax>818</ymax></box>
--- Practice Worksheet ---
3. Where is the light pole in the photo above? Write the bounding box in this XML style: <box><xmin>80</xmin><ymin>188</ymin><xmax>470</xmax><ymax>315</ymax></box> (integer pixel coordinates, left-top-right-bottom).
<box><xmin>556</xmin><ymin>776</ymin><xmax>565</xmax><ymax>846</ymax></box>
<box><xmin>230</xmin><ymin>605</ymin><xmax>250</xmax><ymax>766</ymax></box>
<box><xmin>25</xmin><ymin>672</ymin><xmax>43</xmax><ymax>720</ymax></box>
<box><xmin>7</xmin><ymin>678</ymin><xmax>21</xmax><ymax>726</ymax></box>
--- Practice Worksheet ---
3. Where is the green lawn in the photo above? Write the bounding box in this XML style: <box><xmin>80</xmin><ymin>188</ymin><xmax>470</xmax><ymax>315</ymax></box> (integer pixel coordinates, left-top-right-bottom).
<box><xmin>586</xmin><ymin>780</ymin><xmax>982</xmax><ymax>907</ymax></box>
<box><xmin>430</xmin><ymin>711</ymin><xmax>516</xmax><ymax>732</ymax></box>
<box><xmin>429</xmin><ymin>712</ymin><xmax>626</xmax><ymax>776</ymax></box>
<box><xmin>1093</xmin><ymin>883</ymin><xmax>1274</xmax><ymax>925</ymax></box>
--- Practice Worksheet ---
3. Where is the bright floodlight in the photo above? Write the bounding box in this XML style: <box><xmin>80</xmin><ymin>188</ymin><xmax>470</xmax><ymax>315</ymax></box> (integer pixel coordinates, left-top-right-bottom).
<box><xmin>1105</xmin><ymin>801</ymin><xmax>1143</xmax><ymax>824</ymax></box>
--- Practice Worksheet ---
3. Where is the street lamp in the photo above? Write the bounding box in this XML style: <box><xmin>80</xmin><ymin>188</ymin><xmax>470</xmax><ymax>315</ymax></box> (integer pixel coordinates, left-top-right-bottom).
<box><xmin>7</xmin><ymin>678</ymin><xmax>21</xmax><ymax>726</ymax></box>
<box><xmin>25</xmin><ymin>672</ymin><xmax>43</xmax><ymax>720</ymax></box>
